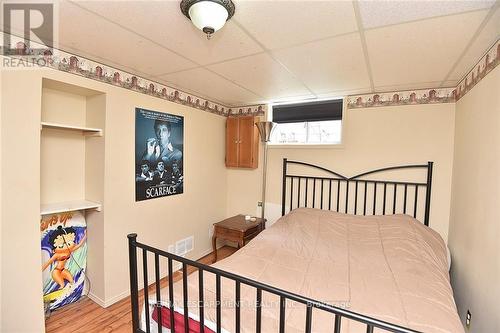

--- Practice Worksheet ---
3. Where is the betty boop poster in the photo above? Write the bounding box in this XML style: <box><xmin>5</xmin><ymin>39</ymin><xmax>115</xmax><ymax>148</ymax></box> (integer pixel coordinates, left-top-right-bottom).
<box><xmin>41</xmin><ymin>211</ymin><xmax>87</xmax><ymax>310</ymax></box>
<box><xmin>135</xmin><ymin>108</ymin><xmax>184</xmax><ymax>201</ymax></box>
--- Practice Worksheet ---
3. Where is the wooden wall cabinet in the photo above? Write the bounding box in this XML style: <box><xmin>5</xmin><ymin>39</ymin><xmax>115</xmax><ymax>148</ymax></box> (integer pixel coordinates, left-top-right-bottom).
<box><xmin>226</xmin><ymin>116</ymin><xmax>259</xmax><ymax>168</ymax></box>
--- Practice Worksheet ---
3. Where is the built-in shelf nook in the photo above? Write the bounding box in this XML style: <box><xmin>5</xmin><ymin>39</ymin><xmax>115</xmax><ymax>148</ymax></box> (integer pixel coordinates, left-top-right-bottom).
<box><xmin>39</xmin><ymin>78</ymin><xmax>106</xmax><ymax>312</ymax></box>
<box><xmin>40</xmin><ymin>78</ymin><xmax>106</xmax><ymax>217</ymax></box>
<box><xmin>40</xmin><ymin>199</ymin><xmax>102</xmax><ymax>216</ymax></box>
<box><xmin>41</xmin><ymin>121</ymin><xmax>103</xmax><ymax>137</ymax></box>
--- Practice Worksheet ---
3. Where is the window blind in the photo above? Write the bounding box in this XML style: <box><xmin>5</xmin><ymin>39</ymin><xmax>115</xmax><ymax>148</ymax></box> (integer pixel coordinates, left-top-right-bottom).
<box><xmin>272</xmin><ymin>99</ymin><xmax>343</xmax><ymax>124</ymax></box>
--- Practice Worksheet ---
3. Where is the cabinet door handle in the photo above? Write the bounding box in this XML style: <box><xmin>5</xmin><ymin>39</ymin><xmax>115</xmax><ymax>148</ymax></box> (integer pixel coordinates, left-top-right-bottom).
<box><xmin>234</xmin><ymin>140</ymin><xmax>238</xmax><ymax>144</ymax></box>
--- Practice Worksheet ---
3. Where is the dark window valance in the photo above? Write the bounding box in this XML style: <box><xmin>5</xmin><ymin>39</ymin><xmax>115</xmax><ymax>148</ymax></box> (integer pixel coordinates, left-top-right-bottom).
<box><xmin>272</xmin><ymin>99</ymin><xmax>343</xmax><ymax>124</ymax></box>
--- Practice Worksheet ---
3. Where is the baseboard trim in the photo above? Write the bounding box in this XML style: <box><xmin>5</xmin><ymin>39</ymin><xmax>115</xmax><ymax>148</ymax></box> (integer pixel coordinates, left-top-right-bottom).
<box><xmin>93</xmin><ymin>246</ymin><xmax>215</xmax><ymax>308</ymax></box>
<box><xmin>88</xmin><ymin>290</ymin><xmax>130</xmax><ymax>308</ymax></box>
<box><xmin>197</xmin><ymin>247</ymin><xmax>214</xmax><ymax>259</ymax></box>
<box><xmin>87</xmin><ymin>292</ymin><xmax>106</xmax><ymax>308</ymax></box>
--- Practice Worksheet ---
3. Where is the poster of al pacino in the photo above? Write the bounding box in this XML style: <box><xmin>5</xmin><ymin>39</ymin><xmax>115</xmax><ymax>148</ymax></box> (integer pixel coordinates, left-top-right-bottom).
<box><xmin>135</xmin><ymin>107</ymin><xmax>184</xmax><ymax>201</ymax></box>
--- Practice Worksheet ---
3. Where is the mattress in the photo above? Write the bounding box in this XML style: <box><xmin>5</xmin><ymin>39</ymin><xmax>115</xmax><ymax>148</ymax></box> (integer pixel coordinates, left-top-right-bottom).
<box><xmin>144</xmin><ymin>208</ymin><xmax>464</xmax><ymax>333</ymax></box>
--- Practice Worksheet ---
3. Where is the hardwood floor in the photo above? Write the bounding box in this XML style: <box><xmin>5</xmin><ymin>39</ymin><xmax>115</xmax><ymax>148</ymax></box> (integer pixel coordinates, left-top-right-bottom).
<box><xmin>45</xmin><ymin>246</ymin><xmax>238</xmax><ymax>333</ymax></box>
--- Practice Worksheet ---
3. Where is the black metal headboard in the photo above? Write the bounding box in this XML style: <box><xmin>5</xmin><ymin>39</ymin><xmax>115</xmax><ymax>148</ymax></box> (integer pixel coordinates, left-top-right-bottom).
<box><xmin>281</xmin><ymin>159</ymin><xmax>434</xmax><ymax>226</ymax></box>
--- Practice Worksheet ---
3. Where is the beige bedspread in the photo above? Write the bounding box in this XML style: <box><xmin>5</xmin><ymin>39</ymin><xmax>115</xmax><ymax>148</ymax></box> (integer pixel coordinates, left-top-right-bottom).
<box><xmin>156</xmin><ymin>208</ymin><xmax>464</xmax><ymax>333</ymax></box>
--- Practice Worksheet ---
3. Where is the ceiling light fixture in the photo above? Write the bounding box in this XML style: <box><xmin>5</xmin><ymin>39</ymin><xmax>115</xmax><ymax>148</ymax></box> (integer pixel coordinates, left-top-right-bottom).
<box><xmin>180</xmin><ymin>0</ymin><xmax>235</xmax><ymax>39</ymax></box>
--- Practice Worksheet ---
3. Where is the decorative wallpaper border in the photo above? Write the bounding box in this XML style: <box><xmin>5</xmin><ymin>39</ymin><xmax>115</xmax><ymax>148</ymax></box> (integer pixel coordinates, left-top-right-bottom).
<box><xmin>346</xmin><ymin>87</ymin><xmax>456</xmax><ymax>109</ymax></box>
<box><xmin>2</xmin><ymin>36</ymin><xmax>266</xmax><ymax>117</ymax></box>
<box><xmin>455</xmin><ymin>40</ymin><xmax>499</xmax><ymax>102</ymax></box>
<box><xmin>346</xmin><ymin>40</ymin><xmax>499</xmax><ymax>109</ymax></box>
<box><xmin>3</xmin><ymin>34</ymin><xmax>498</xmax><ymax>114</ymax></box>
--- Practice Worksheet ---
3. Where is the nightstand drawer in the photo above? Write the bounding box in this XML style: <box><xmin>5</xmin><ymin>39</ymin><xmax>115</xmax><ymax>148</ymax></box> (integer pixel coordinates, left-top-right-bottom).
<box><xmin>244</xmin><ymin>225</ymin><xmax>261</xmax><ymax>238</ymax></box>
<box><xmin>214</xmin><ymin>226</ymin><xmax>242</xmax><ymax>241</ymax></box>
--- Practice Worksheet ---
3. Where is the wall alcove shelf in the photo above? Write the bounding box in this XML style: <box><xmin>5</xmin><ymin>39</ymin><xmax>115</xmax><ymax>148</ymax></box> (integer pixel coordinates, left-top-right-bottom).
<box><xmin>39</xmin><ymin>78</ymin><xmax>106</xmax><ymax>324</ymax></box>
<box><xmin>40</xmin><ymin>78</ymin><xmax>105</xmax><ymax>217</ymax></box>
<box><xmin>41</xmin><ymin>121</ymin><xmax>103</xmax><ymax>137</ymax></box>
<box><xmin>40</xmin><ymin>200</ymin><xmax>102</xmax><ymax>216</ymax></box>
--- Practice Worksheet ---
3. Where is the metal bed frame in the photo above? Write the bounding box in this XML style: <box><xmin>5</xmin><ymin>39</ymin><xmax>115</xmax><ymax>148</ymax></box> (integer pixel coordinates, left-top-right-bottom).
<box><xmin>128</xmin><ymin>159</ymin><xmax>434</xmax><ymax>333</ymax></box>
<box><xmin>281</xmin><ymin>159</ymin><xmax>433</xmax><ymax>226</ymax></box>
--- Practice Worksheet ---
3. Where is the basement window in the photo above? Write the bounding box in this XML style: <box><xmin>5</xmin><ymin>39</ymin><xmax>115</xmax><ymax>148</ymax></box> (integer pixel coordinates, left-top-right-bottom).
<box><xmin>270</xmin><ymin>99</ymin><xmax>343</xmax><ymax>145</ymax></box>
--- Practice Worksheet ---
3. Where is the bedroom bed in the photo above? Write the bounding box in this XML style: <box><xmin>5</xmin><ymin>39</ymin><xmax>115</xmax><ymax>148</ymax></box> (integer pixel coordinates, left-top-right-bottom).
<box><xmin>128</xmin><ymin>159</ymin><xmax>464</xmax><ymax>333</ymax></box>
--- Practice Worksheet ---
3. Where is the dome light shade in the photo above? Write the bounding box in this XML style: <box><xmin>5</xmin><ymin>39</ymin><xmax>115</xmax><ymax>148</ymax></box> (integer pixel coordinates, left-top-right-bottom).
<box><xmin>189</xmin><ymin>2</ymin><xmax>228</xmax><ymax>34</ymax></box>
<box><xmin>181</xmin><ymin>0</ymin><xmax>235</xmax><ymax>39</ymax></box>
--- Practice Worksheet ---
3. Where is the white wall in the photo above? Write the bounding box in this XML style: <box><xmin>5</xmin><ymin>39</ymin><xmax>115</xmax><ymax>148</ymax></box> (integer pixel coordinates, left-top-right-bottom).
<box><xmin>448</xmin><ymin>66</ymin><xmax>500</xmax><ymax>332</ymax></box>
<box><xmin>227</xmin><ymin>103</ymin><xmax>456</xmax><ymax>242</ymax></box>
<box><xmin>0</xmin><ymin>59</ymin><xmax>3</xmax><ymax>330</ymax></box>
<box><xmin>0</xmin><ymin>66</ymin><xmax>227</xmax><ymax>332</ymax></box>
<box><xmin>102</xmin><ymin>89</ymin><xmax>227</xmax><ymax>301</ymax></box>
<box><xmin>1</xmin><ymin>70</ymin><xmax>45</xmax><ymax>332</ymax></box>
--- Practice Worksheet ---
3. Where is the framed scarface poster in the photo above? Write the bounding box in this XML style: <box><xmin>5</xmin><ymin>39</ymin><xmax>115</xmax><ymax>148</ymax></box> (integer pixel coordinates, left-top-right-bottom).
<box><xmin>135</xmin><ymin>108</ymin><xmax>184</xmax><ymax>201</ymax></box>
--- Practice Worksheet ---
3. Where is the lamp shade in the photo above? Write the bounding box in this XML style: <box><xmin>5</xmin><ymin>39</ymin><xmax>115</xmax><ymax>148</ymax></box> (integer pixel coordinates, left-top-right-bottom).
<box><xmin>255</xmin><ymin>121</ymin><xmax>276</xmax><ymax>143</ymax></box>
<box><xmin>188</xmin><ymin>1</ymin><xmax>229</xmax><ymax>34</ymax></box>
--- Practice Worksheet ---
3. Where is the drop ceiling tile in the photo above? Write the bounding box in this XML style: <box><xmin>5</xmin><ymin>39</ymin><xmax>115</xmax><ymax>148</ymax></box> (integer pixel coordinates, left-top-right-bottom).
<box><xmin>54</xmin><ymin>43</ymin><xmax>156</xmax><ymax>79</ymax></box>
<box><xmin>208</xmin><ymin>53</ymin><xmax>313</xmax><ymax>101</ymax></box>
<box><xmin>441</xmin><ymin>80</ymin><xmax>461</xmax><ymax>88</ymax></box>
<box><xmin>159</xmin><ymin>68</ymin><xmax>262</xmax><ymax>106</ymax></box>
<box><xmin>58</xmin><ymin>1</ymin><xmax>196</xmax><ymax>76</ymax></box>
<box><xmin>73</xmin><ymin>1</ymin><xmax>263</xmax><ymax>67</ymax></box>
<box><xmin>366</xmin><ymin>10</ymin><xmax>488</xmax><ymax>87</ymax></box>
<box><xmin>234</xmin><ymin>0</ymin><xmax>357</xmax><ymax>50</ymax></box>
<box><xmin>316</xmin><ymin>88</ymin><xmax>374</xmax><ymax>100</ymax></box>
<box><xmin>373</xmin><ymin>81</ymin><xmax>458</xmax><ymax>93</ymax></box>
<box><xmin>272</xmin><ymin>33</ymin><xmax>371</xmax><ymax>95</ymax></box>
<box><xmin>449</xmin><ymin>6</ymin><xmax>500</xmax><ymax>81</ymax></box>
<box><xmin>270</xmin><ymin>94</ymin><xmax>322</xmax><ymax>105</ymax></box>
<box><xmin>360</xmin><ymin>0</ymin><xmax>495</xmax><ymax>29</ymax></box>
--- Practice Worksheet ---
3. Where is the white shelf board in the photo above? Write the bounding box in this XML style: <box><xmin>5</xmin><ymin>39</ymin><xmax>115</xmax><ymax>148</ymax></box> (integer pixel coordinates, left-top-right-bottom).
<box><xmin>41</xmin><ymin>122</ymin><xmax>103</xmax><ymax>136</ymax></box>
<box><xmin>41</xmin><ymin>200</ymin><xmax>102</xmax><ymax>215</ymax></box>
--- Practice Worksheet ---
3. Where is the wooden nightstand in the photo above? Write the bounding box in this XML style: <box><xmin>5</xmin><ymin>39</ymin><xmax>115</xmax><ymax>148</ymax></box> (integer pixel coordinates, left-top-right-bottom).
<box><xmin>212</xmin><ymin>215</ymin><xmax>266</xmax><ymax>262</ymax></box>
